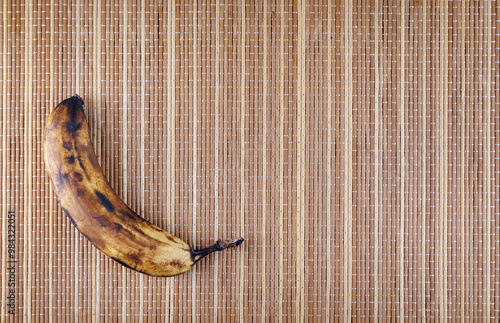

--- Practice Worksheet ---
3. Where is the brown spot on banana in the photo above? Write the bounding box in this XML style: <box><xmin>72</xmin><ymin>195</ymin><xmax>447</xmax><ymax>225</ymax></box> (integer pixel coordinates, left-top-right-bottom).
<box><xmin>169</xmin><ymin>260</ymin><xmax>185</xmax><ymax>270</ymax></box>
<box><xmin>66</xmin><ymin>120</ymin><xmax>82</xmax><ymax>133</ymax></box>
<box><xmin>44</xmin><ymin>95</ymin><xmax>244</xmax><ymax>277</ymax></box>
<box><xmin>63</xmin><ymin>141</ymin><xmax>72</xmax><ymax>151</ymax></box>
<box><xmin>76</xmin><ymin>155</ymin><xmax>85</xmax><ymax>170</ymax></box>
<box><xmin>57</xmin><ymin>171</ymin><xmax>70</xmax><ymax>186</ymax></box>
<box><xmin>95</xmin><ymin>190</ymin><xmax>115</xmax><ymax>212</ymax></box>
<box><xmin>74</xmin><ymin>172</ymin><xmax>84</xmax><ymax>182</ymax></box>
<box><xmin>64</xmin><ymin>97</ymin><xmax>83</xmax><ymax>134</ymax></box>
<box><xmin>118</xmin><ymin>209</ymin><xmax>136</xmax><ymax>221</ymax></box>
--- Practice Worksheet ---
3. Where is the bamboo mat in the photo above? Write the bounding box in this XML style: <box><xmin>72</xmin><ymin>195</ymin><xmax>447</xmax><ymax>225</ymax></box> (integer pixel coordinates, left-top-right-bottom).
<box><xmin>0</xmin><ymin>0</ymin><xmax>499</xmax><ymax>321</ymax></box>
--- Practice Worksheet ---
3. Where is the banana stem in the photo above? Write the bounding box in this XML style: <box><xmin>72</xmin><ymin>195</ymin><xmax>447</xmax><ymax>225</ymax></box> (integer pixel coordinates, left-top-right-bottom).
<box><xmin>191</xmin><ymin>237</ymin><xmax>244</xmax><ymax>264</ymax></box>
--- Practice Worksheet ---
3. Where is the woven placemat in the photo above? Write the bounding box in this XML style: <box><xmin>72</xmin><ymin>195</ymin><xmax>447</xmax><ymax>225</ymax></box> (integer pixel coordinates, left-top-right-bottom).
<box><xmin>1</xmin><ymin>0</ymin><xmax>498</xmax><ymax>321</ymax></box>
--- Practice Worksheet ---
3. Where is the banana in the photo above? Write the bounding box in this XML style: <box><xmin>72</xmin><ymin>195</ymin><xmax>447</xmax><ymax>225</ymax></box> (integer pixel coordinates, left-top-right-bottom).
<box><xmin>44</xmin><ymin>95</ymin><xmax>244</xmax><ymax>277</ymax></box>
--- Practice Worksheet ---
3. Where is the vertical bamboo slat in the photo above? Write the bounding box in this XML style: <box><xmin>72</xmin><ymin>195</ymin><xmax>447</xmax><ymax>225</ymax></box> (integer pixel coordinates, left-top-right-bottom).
<box><xmin>494</xmin><ymin>1</ymin><xmax>500</xmax><ymax>317</ymax></box>
<box><xmin>485</xmin><ymin>1</ymin><xmax>492</xmax><ymax>321</ymax></box>
<box><xmin>399</xmin><ymin>1</ymin><xmax>406</xmax><ymax>320</ymax></box>
<box><xmin>439</xmin><ymin>2</ymin><xmax>449</xmax><ymax>319</ymax></box>
<box><xmin>74</xmin><ymin>2</ymin><xmax>82</xmax><ymax>320</ymax></box>
<box><xmin>459</xmin><ymin>3</ymin><xmax>467</xmax><ymax>319</ymax></box>
<box><xmin>373</xmin><ymin>0</ymin><xmax>381</xmax><ymax>319</ymax></box>
<box><xmin>421</xmin><ymin>1</ymin><xmax>429</xmax><ymax>318</ymax></box>
<box><xmin>23</xmin><ymin>1</ymin><xmax>33</xmax><ymax>321</ymax></box>
<box><xmin>90</xmin><ymin>1</ymin><xmax>102</xmax><ymax>318</ymax></box>
<box><xmin>213</xmin><ymin>1</ymin><xmax>221</xmax><ymax>320</ymax></box>
<box><xmin>325</xmin><ymin>1</ymin><xmax>333</xmax><ymax>319</ymax></box>
<box><xmin>492</xmin><ymin>4</ymin><xmax>500</xmax><ymax>321</ymax></box>
<box><xmin>239</xmin><ymin>1</ymin><xmax>246</xmax><ymax>321</ymax></box>
<box><xmin>139</xmin><ymin>1</ymin><xmax>146</xmax><ymax>318</ymax></box>
<box><xmin>344</xmin><ymin>1</ymin><xmax>353</xmax><ymax>319</ymax></box>
<box><xmin>120</xmin><ymin>1</ymin><xmax>128</xmax><ymax>319</ymax></box>
<box><xmin>1</xmin><ymin>1</ymin><xmax>9</xmax><ymax>320</ymax></box>
<box><xmin>47</xmin><ymin>1</ymin><xmax>55</xmax><ymax>316</ymax></box>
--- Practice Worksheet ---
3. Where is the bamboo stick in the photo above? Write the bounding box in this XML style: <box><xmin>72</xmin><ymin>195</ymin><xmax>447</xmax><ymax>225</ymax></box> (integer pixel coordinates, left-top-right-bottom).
<box><xmin>90</xmin><ymin>0</ymin><xmax>103</xmax><ymax>318</ymax></box>
<box><xmin>490</xmin><ymin>4</ymin><xmax>499</xmax><ymax>321</ymax></box>
<box><xmin>48</xmin><ymin>0</ymin><xmax>55</xmax><ymax>316</ymax></box>
<box><xmin>1</xmin><ymin>1</ymin><xmax>9</xmax><ymax>319</ymax></box>
<box><xmin>399</xmin><ymin>1</ymin><xmax>406</xmax><ymax>320</ymax></box>
<box><xmin>74</xmin><ymin>1</ymin><xmax>82</xmax><ymax>320</ymax></box>
<box><xmin>298</xmin><ymin>1</ymin><xmax>306</xmax><ymax>321</ymax></box>
<box><xmin>150</xmin><ymin>1</ymin><xmax>160</xmax><ymax>319</ymax></box>
<box><xmin>326</xmin><ymin>0</ymin><xmax>333</xmax><ymax>319</ymax></box>
<box><xmin>24</xmin><ymin>1</ymin><xmax>34</xmax><ymax>320</ymax></box>
<box><xmin>373</xmin><ymin>0</ymin><xmax>380</xmax><ymax>320</ymax></box>
<box><xmin>214</xmin><ymin>0</ymin><xmax>221</xmax><ymax>320</ymax></box>
<box><xmin>239</xmin><ymin>0</ymin><xmax>247</xmax><ymax>318</ymax></box>
<box><xmin>262</xmin><ymin>1</ymin><xmax>268</xmax><ymax>320</ymax></box>
<box><xmin>167</xmin><ymin>1</ymin><xmax>175</xmax><ymax>320</ymax></box>
<box><xmin>120</xmin><ymin>0</ymin><xmax>129</xmax><ymax>319</ymax></box>
<box><xmin>459</xmin><ymin>1</ymin><xmax>466</xmax><ymax>321</ymax></box>
<box><xmin>485</xmin><ymin>1</ymin><xmax>492</xmax><ymax>320</ymax></box>
<box><xmin>197</xmin><ymin>1</ymin><xmax>207</xmax><ymax>319</ymax></box>
<box><xmin>463</xmin><ymin>2</ymin><xmax>472</xmax><ymax>317</ymax></box>
<box><xmin>439</xmin><ymin>2</ymin><xmax>449</xmax><ymax>320</ymax></box>
<box><xmin>421</xmin><ymin>0</ymin><xmax>428</xmax><ymax>319</ymax></box>
<box><xmin>344</xmin><ymin>1</ymin><xmax>353</xmax><ymax>320</ymax></box>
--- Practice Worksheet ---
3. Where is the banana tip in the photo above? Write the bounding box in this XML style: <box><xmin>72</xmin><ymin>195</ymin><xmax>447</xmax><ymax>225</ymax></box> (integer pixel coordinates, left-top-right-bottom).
<box><xmin>56</xmin><ymin>95</ymin><xmax>84</xmax><ymax>111</ymax></box>
<box><xmin>68</xmin><ymin>94</ymin><xmax>84</xmax><ymax>106</ymax></box>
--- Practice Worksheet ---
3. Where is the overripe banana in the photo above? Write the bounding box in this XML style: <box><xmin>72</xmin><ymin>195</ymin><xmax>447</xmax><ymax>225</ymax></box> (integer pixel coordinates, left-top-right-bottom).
<box><xmin>44</xmin><ymin>95</ymin><xmax>244</xmax><ymax>277</ymax></box>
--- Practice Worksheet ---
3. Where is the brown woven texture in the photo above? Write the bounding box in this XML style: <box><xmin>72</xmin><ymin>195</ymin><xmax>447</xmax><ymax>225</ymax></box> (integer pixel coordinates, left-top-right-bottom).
<box><xmin>1</xmin><ymin>0</ymin><xmax>499</xmax><ymax>321</ymax></box>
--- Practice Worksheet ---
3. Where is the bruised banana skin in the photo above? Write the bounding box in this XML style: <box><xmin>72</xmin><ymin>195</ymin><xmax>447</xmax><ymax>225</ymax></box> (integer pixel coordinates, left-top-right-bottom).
<box><xmin>44</xmin><ymin>95</ymin><xmax>244</xmax><ymax>277</ymax></box>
